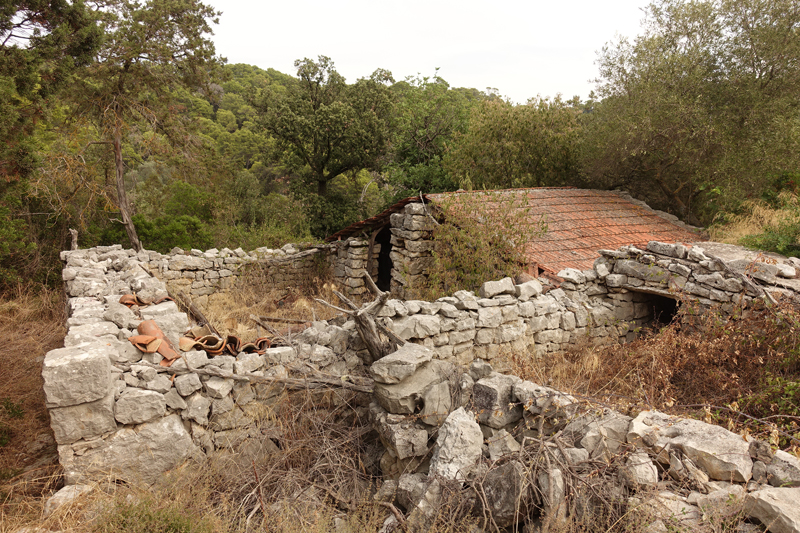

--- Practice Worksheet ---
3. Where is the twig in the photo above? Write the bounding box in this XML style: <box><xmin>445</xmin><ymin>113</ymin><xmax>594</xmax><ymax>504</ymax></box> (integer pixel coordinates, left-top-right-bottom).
<box><xmin>252</xmin><ymin>460</ymin><xmax>267</xmax><ymax>520</ymax></box>
<box><xmin>419</xmin><ymin>192</ymin><xmax>440</xmax><ymax>226</ymax></box>
<box><xmin>255</xmin><ymin>315</ymin><xmax>309</xmax><ymax>324</ymax></box>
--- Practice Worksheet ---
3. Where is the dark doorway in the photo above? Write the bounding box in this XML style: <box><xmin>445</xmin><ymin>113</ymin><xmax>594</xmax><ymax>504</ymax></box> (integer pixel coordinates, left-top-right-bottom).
<box><xmin>376</xmin><ymin>226</ymin><xmax>393</xmax><ymax>292</ymax></box>
<box><xmin>650</xmin><ymin>293</ymin><xmax>679</xmax><ymax>324</ymax></box>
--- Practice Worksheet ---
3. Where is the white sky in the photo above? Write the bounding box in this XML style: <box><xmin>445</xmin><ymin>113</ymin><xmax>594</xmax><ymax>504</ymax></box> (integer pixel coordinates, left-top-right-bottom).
<box><xmin>205</xmin><ymin>0</ymin><xmax>651</xmax><ymax>104</ymax></box>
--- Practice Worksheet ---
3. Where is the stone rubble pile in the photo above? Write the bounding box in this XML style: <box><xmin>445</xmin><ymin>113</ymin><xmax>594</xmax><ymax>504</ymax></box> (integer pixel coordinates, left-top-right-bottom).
<box><xmin>368</xmin><ymin>346</ymin><xmax>800</xmax><ymax>532</ymax></box>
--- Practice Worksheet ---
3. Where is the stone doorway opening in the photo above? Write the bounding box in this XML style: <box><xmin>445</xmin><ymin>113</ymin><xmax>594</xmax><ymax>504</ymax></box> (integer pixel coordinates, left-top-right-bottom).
<box><xmin>643</xmin><ymin>292</ymin><xmax>680</xmax><ymax>325</ymax></box>
<box><xmin>375</xmin><ymin>225</ymin><xmax>393</xmax><ymax>292</ymax></box>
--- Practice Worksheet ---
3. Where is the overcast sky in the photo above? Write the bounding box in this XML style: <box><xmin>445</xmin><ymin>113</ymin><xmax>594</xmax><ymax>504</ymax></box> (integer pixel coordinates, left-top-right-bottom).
<box><xmin>204</xmin><ymin>0</ymin><xmax>651</xmax><ymax>104</ymax></box>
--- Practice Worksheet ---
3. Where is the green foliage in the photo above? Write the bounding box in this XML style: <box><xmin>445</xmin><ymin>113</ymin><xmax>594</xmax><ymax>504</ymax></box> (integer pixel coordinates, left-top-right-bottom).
<box><xmin>739</xmin><ymin>193</ymin><xmax>800</xmax><ymax>256</ymax></box>
<box><xmin>0</xmin><ymin>183</ymin><xmax>36</xmax><ymax>289</ymax></box>
<box><xmin>102</xmin><ymin>215</ymin><xmax>213</xmax><ymax>254</ymax></box>
<box><xmin>95</xmin><ymin>498</ymin><xmax>218</xmax><ymax>533</ymax></box>
<box><xmin>446</xmin><ymin>97</ymin><xmax>581</xmax><ymax>190</ymax></box>
<box><xmin>255</xmin><ymin>56</ymin><xmax>394</xmax><ymax>196</ymax></box>
<box><xmin>418</xmin><ymin>191</ymin><xmax>547</xmax><ymax>299</ymax></box>
<box><xmin>2</xmin><ymin>398</ymin><xmax>24</xmax><ymax>419</ymax></box>
<box><xmin>586</xmin><ymin>0</ymin><xmax>800</xmax><ymax>225</ymax></box>
<box><xmin>387</xmin><ymin>73</ymin><xmax>475</xmax><ymax>195</ymax></box>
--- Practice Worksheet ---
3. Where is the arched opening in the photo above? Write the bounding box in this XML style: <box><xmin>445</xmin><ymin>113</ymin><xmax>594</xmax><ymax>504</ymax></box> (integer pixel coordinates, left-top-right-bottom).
<box><xmin>376</xmin><ymin>225</ymin><xmax>393</xmax><ymax>292</ymax></box>
<box><xmin>649</xmin><ymin>293</ymin><xmax>680</xmax><ymax>325</ymax></box>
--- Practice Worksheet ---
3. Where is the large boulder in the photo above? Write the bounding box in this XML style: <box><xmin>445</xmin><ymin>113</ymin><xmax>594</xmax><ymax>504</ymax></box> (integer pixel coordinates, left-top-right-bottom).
<box><xmin>482</xmin><ymin>460</ymin><xmax>533</xmax><ymax>528</ymax></box>
<box><xmin>429</xmin><ymin>407</ymin><xmax>483</xmax><ymax>482</ymax></box>
<box><xmin>627</xmin><ymin>411</ymin><xmax>753</xmax><ymax>482</ymax></box>
<box><xmin>745</xmin><ymin>487</ymin><xmax>800</xmax><ymax>533</ymax></box>
<box><xmin>59</xmin><ymin>414</ymin><xmax>193</xmax><ymax>485</ymax></box>
<box><xmin>369</xmin><ymin>344</ymin><xmax>433</xmax><ymax>384</ymax></box>
<box><xmin>48</xmin><ymin>391</ymin><xmax>116</xmax><ymax>444</ymax></box>
<box><xmin>42</xmin><ymin>343</ymin><xmax>112</xmax><ymax>408</ymax></box>
<box><xmin>373</xmin><ymin>359</ymin><xmax>452</xmax><ymax>415</ymax></box>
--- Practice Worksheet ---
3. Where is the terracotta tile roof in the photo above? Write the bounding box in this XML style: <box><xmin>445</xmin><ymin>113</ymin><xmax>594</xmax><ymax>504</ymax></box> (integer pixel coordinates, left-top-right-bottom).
<box><xmin>327</xmin><ymin>187</ymin><xmax>705</xmax><ymax>273</ymax></box>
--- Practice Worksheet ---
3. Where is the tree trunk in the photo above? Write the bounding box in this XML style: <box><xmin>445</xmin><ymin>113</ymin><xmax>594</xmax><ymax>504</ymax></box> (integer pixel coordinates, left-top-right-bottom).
<box><xmin>317</xmin><ymin>177</ymin><xmax>327</xmax><ymax>196</ymax></box>
<box><xmin>113</xmin><ymin>131</ymin><xmax>142</xmax><ymax>252</ymax></box>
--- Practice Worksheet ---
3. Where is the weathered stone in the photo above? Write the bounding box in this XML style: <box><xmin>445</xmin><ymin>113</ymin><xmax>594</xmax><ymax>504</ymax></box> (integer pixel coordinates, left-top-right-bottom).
<box><xmin>234</xmin><ymin>352</ymin><xmax>264</xmax><ymax>374</ymax></box>
<box><xmin>373</xmin><ymin>360</ymin><xmax>452</xmax><ymax>414</ymax></box>
<box><xmin>174</xmin><ymin>373</ymin><xmax>202</xmax><ymax>396</ymax></box>
<box><xmin>473</xmin><ymin>373</ymin><xmax>523</xmax><ymax>429</ymax></box>
<box><xmin>627</xmin><ymin>411</ymin><xmax>752</xmax><ymax>482</ymax></box>
<box><xmin>103</xmin><ymin>302</ymin><xmax>138</xmax><ymax>329</ymax></box>
<box><xmin>164</xmin><ymin>388</ymin><xmax>187</xmax><ymax>410</ymax></box>
<box><xmin>745</xmin><ymin>487</ymin><xmax>800</xmax><ymax>533</ymax></box>
<box><xmin>372</xmin><ymin>405</ymin><xmax>429</xmax><ymax>460</ymax></box>
<box><xmin>204</xmin><ymin>377</ymin><xmax>233</xmax><ymax>399</ymax></box>
<box><xmin>42</xmin><ymin>344</ymin><xmax>112</xmax><ymax>408</ymax></box>
<box><xmin>620</xmin><ymin>451</ymin><xmax>659</xmax><ymax>490</ymax></box>
<box><xmin>168</xmin><ymin>255</ymin><xmax>211</xmax><ymax>270</ymax></box>
<box><xmin>369</xmin><ymin>343</ymin><xmax>434</xmax><ymax>384</ymax></box>
<box><xmin>563</xmin><ymin>409</ymin><xmax>631</xmax><ymax>459</ymax></box>
<box><xmin>558</xmin><ymin>268</ymin><xmax>586</xmax><ymax>284</ymax></box>
<box><xmin>115</xmin><ymin>389</ymin><xmax>166</xmax><ymax>425</ymax></box>
<box><xmin>515</xmin><ymin>280</ymin><xmax>543</xmax><ymax>301</ymax></box>
<box><xmin>514</xmin><ymin>380</ymin><xmax>578</xmax><ymax>420</ymax></box>
<box><xmin>181</xmin><ymin>392</ymin><xmax>211</xmax><ymax>425</ymax></box>
<box><xmin>396</xmin><ymin>473</ymin><xmax>428</xmax><ymax>511</ymax></box>
<box><xmin>263</xmin><ymin>346</ymin><xmax>296</xmax><ymax>365</ymax></box>
<box><xmin>487</xmin><ymin>429</ymin><xmax>521</xmax><ymax>461</ymax></box>
<box><xmin>767</xmin><ymin>450</ymin><xmax>800</xmax><ymax>488</ymax></box>
<box><xmin>429</xmin><ymin>408</ymin><xmax>483</xmax><ymax>482</ymax></box>
<box><xmin>64</xmin><ymin>322</ymin><xmax>120</xmax><ymax>346</ymax></box>
<box><xmin>476</xmin><ymin>307</ymin><xmax>503</xmax><ymax>328</ymax></box>
<box><xmin>49</xmin><ymin>391</ymin><xmax>116</xmax><ymax>444</ymax></box>
<box><xmin>482</xmin><ymin>460</ymin><xmax>533</xmax><ymax>528</ymax></box>
<box><xmin>615</xmin><ymin>260</ymin><xmax>670</xmax><ymax>283</ymax></box>
<box><xmin>647</xmin><ymin>241</ymin><xmax>688</xmax><ymax>259</ymax></box>
<box><xmin>419</xmin><ymin>381</ymin><xmax>452</xmax><ymax>426</ymax></box>
<box><xmin>59</xmin><ymin>414</ymin><xmax>193</xmax><ymax>485</ymax></box>
<box><xmin>183</xmin><ymin>350</ymin><xmax>210</xmax><ymax>369</ymax></box>
<box><xmin>43</xmin><ymin>484</ymin><xmax>94</xmax><ymax>517</ymax></box>
<box><xmin>209</xmin><ymin>406</ymin><xmax>251</xmax><ymax>431</ymax></box>
<box><xmin>479</xmin><ymin>277</ymin><xmax>516</xmax><ymax>298</ymax></box>
<box><xmin>144</xmin><ymin>374</ymin><xmax>172</xmax><ymax>394</ymax></box>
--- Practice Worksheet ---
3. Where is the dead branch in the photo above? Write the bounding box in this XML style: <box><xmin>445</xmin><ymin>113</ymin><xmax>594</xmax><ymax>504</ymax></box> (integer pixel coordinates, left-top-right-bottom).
<box><xmin>175</xmin><ymin>291</ymin><xmax>221</xmax><ymax>337</ymax></box>
<box><xmin>114</xmin><ymin>359</ymin><xmax>374</xmax><ymax>394</ymax></box>
<box><xmin>315</xmin><ymin>272</ymin><xmax>396</xmax><ymax>363</ymax></box>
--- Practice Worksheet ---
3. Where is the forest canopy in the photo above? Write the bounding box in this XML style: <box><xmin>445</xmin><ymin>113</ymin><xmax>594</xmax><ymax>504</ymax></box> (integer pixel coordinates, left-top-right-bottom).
<box><xmin>2</xmin><ymin>0</ymin><xmax>800</xmax><ymax>290</ymax></box>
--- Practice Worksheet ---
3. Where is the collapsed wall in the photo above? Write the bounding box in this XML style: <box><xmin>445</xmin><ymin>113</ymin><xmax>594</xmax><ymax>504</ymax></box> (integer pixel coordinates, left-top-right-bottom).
<box><xmin>45</xmin><ymin>239</ymin><xmax>800</xmax><ymax>529</ymax></box>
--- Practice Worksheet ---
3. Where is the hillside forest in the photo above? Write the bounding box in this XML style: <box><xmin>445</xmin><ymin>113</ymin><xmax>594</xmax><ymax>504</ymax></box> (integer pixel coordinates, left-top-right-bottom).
<box><xmin>3</xmin><ymin>0</ymin><xmax>800</xmax><ymax>291</ymax></box>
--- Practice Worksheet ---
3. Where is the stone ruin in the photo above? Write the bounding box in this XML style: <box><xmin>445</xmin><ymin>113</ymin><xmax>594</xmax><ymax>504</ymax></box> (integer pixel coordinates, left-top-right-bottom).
<box><xmin>42</xmin><ymin>240</ymin><xmax>800</xmax><ymax>531</ymax></box>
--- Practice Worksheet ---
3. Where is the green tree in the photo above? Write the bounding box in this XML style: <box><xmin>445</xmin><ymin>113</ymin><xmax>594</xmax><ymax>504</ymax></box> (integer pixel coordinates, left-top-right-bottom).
<box><xmin>0</xmin><ymin>1</ymin><xmax>100</xmax><ymax>287</ymax></box>
<box><xmin>55</xmin><ymin>0</ymin><xmax>223</xmax><ymax>250</ymax></box>
<box><xmin>256</xmin><ymin>56</ymin><xmax>394</xmax><ymax>196</ymax></box>
<box><xmin>387</xmin><ymin>72</ymin><xmax>474</xmax><ymax>195</ymax></box>
<box><xmin>445</xmin><ymin>97</ymin><xmax>582</xmax><ymax>190</ymax></box>
<box><xmin>585</xmin><ymin>0</ymin><xmax>800</xmax><ymax>224</ymax></box>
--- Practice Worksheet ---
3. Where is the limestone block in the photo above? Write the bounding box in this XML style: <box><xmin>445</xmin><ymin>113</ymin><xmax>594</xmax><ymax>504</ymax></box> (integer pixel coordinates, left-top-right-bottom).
<box><xmin>745</xmin><ymin>487</ymin><xmax>800</xmax><ymax>533</ymax></box>
<box><xmin>234</xmin><ymin>353</ymin><xmax>265</xmax><ymax>374</ymax></box>
<box><xmin>264</xmin><ymin>346</ymin><xmax>296</xmax><ymax>365</ymax></box>
<box><xmin>372</xmin><ymin>404</ymin><xmax>429</xmax><ymax>459</ymax></box>
<box><xmin>515</xmin><ymin>280</ymin><xmax>543</xmax><ymax>301</ymax></box>
<box><xmin>103</xmin><ymin>302</ymin><xmax>138</xmax><ymax>329</ymax></box>
<box><xmin>647</xmin><ymin>241</ymin><xmax>688</xmax><ymax>259</ymax></box>
<box><xmin>482</xmin><ymin>460</ymin><xmax>534</xmax><ymax>528</ymax></box>
<box><xmin>144</xmin><ymin>375</ymin><xmax>172</xmax><ymax>394</ymax></box>
<box><xmin>174</xmin><ymin>373</ymin><xmax>202</xmax><ymax>396</ymax></box>
<box><xmin>43</xmin><ymin>484</ymin><xmax>94</xmax><ymax>517</ymax></box>
<box><xmin>169</xmin><ymin>255</ymin><xmax>212</xmax><ymax>271</ymax></box>
<box><xmin>42</xmin><ymin>344</ymin><xmax>112</xmax><ymax>408</ymax></box>
<box><xmin>479</xmin><ymin>277</ymin><xmax>516</xmax><ymax>298</ymax></box>
<box><xmin>204</xmin><ymin>377</ymin><xmax>233</xmax><ymax>399</ymax></box>
<box><xmin>373</xmin><ymin>360</ymin><xmax>453</xmax><ymax>414</ymax></box>
<box><xmin>59</xmin><ymin>414</ymin><xmax>193</xmax><ymax>485</ymax></box>
<box><xmin>64</xmin><ymin>322</ymin><xmax>120</xmax><ymax>347</ymax></box>
<box><xmin>370</xmin><ymin>343</ymin><xmax>434</xmax><ymax>384</ymax></box>
<box><xmin>115</xmin><ymin>389</ymin><xmax>166</xmax><ymax>425</ymax></box>
<box><xmin>513</xmin><ymin>381</ymin><xmax>578</xmax><ymax>420</ymax></box>
<box><xmin>605</xmin><ymin>274</ymin><xmax>627</xmax><ymax>287</ymax></box>
<box><xmin>209</xmin><ymin>406</ymin><xmax>251</xmax><ymax>431</ymax></box>
<box><xmin>181</xmin><ymin>392</ymin><xmax>211</xmax><ymax>425</ymax></box>
<box><xmin>558</xmin><ymin>268</ymin><xmax>586</xmax><ymax>284</ymax></box>
<box><xmin>164</xmin><ymin>389</ymin><xmax>187</xmax><ymax>410</ymax></box>
<box><xmin>473</xmin><ymin>373</ymin><xmax>523</xmax><ymax>429</ymax></box>
<box><xmin>615</xmin><ymin>260</ymin><xmax>670</xmax><ymax>284</ymax></box>
<box><xmin>620</xmin><ymin>451</ymin><xmax>659</xmax><ymax>490</ymax></box>
<box><xmin>477</xmin><ymin>307</ymin><xmax>503</xmax><ymax>328</ymax></box>
<box><xmin>627</xmin><ymin>411</ymin><xmax>753</xmax><ymax>482</ymax></box>
<box><xmin>49</xmin><ymin>389</ymin><xmax>116</xmax><ymax>445</ymax></box>
<box><xmin>429</xmin><ymin>407</ymin><xmax>483</xmax><ymax>481</ymax></box>
<box><xmin>487</xmin><ymin>429</ymin><xmax>521</xmax><ymax>461</ymax></box>
<box><xmin>766</xmin><ymin>450</ymin><xmax>800</xmax><ymax>487</ymax></box>
<box><xmin>419</xmin><ymin>381</ymin><xmax>452</xmax><ymax>426</ymax></box>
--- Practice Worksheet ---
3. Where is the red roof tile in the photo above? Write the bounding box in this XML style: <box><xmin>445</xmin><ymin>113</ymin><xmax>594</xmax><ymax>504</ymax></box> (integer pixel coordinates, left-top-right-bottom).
<box><xmin>327</xmin><ymin>187</ymin><xmax>704</xmax><ymax>273</ymax></box>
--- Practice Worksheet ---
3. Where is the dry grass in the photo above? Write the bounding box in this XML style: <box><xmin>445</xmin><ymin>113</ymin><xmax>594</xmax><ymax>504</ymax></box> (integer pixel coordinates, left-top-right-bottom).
<box><xmin>0</xmin><ymin>284</ymin><xmax>65</xmax><ymax>518</ymax></box>
<box><xmin>710</xmin><ymin>192</ymin><xmax>799</xmax><ymax>244</ymax></box>
<box><xmin>506</xmin><ymin>300</ymin><xmax>800</xmax><ymax>450</ymax></box>
<box><xmin>201</xmin><ymin>264</ymin><xmax>348</xmax><ymax>339</ymax></box>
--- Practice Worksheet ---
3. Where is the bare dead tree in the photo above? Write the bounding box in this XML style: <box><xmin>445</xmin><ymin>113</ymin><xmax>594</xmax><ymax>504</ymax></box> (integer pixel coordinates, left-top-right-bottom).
<box><xmin>315</xmin><ymin>272</ymin><xmax>405</xmax><ymax>363</ymax></box>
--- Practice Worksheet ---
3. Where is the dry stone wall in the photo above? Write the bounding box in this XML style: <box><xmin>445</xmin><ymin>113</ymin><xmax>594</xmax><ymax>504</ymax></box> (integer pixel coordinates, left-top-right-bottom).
<box><xmin>49</xmin><ymin>245</ymin><xmax>363</xmax><ymax>486</ymax></box>
<box><xmin>46</xmin><ymin>239</ymin><xmax>800</xmax><ymax>505</ymax></box>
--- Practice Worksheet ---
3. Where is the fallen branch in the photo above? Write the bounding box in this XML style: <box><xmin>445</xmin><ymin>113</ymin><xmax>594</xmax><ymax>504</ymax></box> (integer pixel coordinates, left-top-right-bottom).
<box><xmin>114</xmin><ymin>359</ymin><xmax>374</xmax><ymax>393</ymax></box>
<box><xmin>174</xmin><ymin>291</ymin><xmax>221</xmax><ymax>337</ymax></box>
